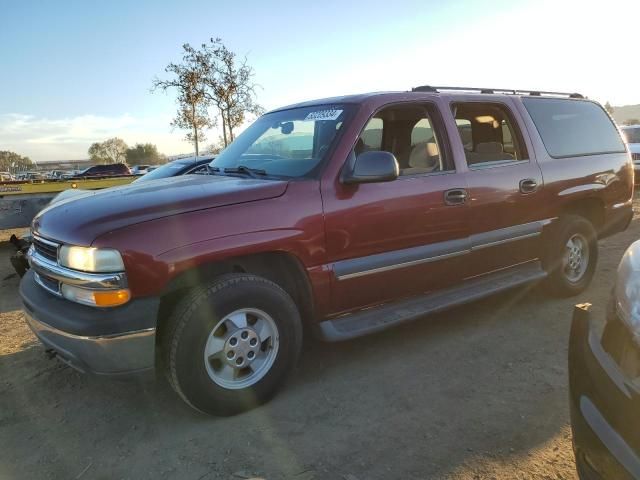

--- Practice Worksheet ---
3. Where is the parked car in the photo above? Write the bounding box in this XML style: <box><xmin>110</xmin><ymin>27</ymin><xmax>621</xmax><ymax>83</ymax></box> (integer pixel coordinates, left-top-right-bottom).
<box><xmin>622</xmin><ymin>125</ymin><xmax>640</xmax><ymax>181</ymax></box>
<box><xmin>72</xmin><ymin>163</ymin><xmax>131</xmax><ymax>178</ymax></box>
<box><xmin>47</xmin><ymin>170</ymin><xmax>66</xmax><ymax>180</ymax></box>
<box><xmin>130</xmin><ymin>165</ymin><xmax>150</xmax><ymax>175</ymax></box>
<box><xmin>21</xmin><ymin>87</ymin><xmax>633</xmax><ymax>416</ymax></box>
<box><xmin>569</xmin><ymin>240</ymin><xmax>640</xmax><ymax>479</ymax></box>
<box><xmin>9</xmin><ymin>156</ymin><xmax>214</xmax><ymax>277</ymax></box>
<box><xmin>0</xmin><ymin>171</ymin><xmax>14</xmax><ymax>182</ymax></box>
<box><xmin>133</xmin><ymin>155</ymin><xmax>214</xmax><ymax>182</ymax></box>
<box><xmin>17</xmin><ymin>171</ymin><xmax>46</xmax><ymax>181</ymax></box>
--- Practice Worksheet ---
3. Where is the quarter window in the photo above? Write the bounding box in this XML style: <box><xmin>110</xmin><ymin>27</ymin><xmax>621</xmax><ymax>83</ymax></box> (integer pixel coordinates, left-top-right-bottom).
<box><xmin>522</xmin><ymin>98</ymin><xmax>626</xmax><ymax>158</ymax></box>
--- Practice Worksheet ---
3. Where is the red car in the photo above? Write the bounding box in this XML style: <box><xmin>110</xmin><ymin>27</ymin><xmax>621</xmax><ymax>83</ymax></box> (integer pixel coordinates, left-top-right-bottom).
<box><xmin>21</xmin><ymin>87</ymin><xmax>633</xmax><ymax>415</ymax></box>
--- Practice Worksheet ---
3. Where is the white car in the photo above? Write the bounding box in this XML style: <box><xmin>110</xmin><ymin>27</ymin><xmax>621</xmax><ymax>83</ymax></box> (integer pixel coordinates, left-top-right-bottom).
<box><xmin>0</xmin><ymin>171</ymin><xmax>14</xmax><ymax>182</ymax></box>
<box><xmin>621</xmin><ymin>124</ymin><xmax>640</xmax><ymax>180</ymax></box>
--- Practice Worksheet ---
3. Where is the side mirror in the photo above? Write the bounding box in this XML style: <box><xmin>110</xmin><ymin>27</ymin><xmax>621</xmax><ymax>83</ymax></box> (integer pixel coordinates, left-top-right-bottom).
<box><xmin>341</xmin><ymin>150</ymin><xmax>399</xmax><ymax>185</ymax></box>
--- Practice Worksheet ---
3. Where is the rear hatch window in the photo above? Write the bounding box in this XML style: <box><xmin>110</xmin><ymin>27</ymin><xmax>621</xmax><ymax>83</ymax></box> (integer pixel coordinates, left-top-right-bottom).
<box><xmin>522</xmin><ymin>98</ymin><xmax>625</xmax><ymax>158</ymax></box>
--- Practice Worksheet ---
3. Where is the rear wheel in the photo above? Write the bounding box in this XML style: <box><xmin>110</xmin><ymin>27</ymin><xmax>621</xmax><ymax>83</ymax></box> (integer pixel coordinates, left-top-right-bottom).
<box><xmin>162</xmin><ymin>274</ymin><xmax>302</xmax><ymax>416</ymax></box>
<box><xmin>543</xmin><ymin>215</ymin><xmax>598</xmax><ymax>297</ymax></box>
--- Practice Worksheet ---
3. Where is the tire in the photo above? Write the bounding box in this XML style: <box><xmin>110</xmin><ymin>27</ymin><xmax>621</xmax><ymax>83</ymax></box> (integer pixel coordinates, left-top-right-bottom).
<box><xmin>543</xmin><ymin>215</ymin><xmax>598</xmax><ymax>297</ymax></box>
<box><xmin>162</xmin><ymin>273</ymin><xmax>303</xmax><ymax>416</ymax></box>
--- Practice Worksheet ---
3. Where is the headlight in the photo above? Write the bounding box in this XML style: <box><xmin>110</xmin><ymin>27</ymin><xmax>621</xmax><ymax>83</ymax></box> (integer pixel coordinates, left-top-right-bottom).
<box><xmin>58</xmin><ymin>245</ymin><xmax>125</xmax><ymax>272</ymax></box>
<box><xmin>615</xmin><ymin>241</ymin><xmax>640</xmax><ymax>334</ymax></box>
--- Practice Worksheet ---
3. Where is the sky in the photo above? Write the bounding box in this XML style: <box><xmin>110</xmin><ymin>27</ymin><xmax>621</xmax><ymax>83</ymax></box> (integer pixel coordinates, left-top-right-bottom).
<box><xmin>1</xmin><ymin>0</ymin><xmax>639</xmax><ymax>162</ymax></box>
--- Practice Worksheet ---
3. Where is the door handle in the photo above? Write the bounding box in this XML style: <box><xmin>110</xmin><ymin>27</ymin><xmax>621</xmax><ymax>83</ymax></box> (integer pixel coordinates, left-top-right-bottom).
<box><xmin>519</xmin><ymin>178</ymin><xmax>538</xmax><ymax>194</ymax></box>
<box><xmin>444</xmin><ymin>188</ymin><xmax>468</xmax><ymax>206</ymax></box>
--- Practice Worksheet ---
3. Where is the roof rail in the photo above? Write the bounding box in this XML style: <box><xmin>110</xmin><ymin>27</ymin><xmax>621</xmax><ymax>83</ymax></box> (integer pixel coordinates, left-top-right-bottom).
<box><xmin>411</xmin><ymin>85</ymin><xmax>584</xmax><ymax>99</ymax></box>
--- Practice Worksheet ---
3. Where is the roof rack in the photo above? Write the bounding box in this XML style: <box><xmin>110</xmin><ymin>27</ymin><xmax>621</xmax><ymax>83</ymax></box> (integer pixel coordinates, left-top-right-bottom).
<box><xmin>411</xmin><ymin>85</ymin><xmax>584</xmax><ymax>99</ymax></box>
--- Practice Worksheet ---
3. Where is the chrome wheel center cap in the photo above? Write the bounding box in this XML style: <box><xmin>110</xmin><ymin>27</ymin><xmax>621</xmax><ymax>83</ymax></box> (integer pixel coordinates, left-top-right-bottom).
<box><xmin>223</xmin><ymin>328</ymin><xmax>260</xmax><ymax>369</ymax></box>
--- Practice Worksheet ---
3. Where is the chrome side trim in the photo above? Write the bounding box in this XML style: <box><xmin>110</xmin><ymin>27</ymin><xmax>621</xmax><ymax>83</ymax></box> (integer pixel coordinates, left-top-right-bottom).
<box><xmin>470</xmin><ymin>231</ymin><xmax>540</xmax><ymax>251</ymax></box>
<box><xmin>28</xmin><ymin>249</ymin><xmax>127</xmax><ymax>290</ymax></box>
<box><xmin>334</xmin><ymin>219</ymin><xmax>551</xmax><ymax>281</ymax></box>
<box><xmin>337</xmin><ymin>249</ymin><xmax>469</xmax><ymax>281</ymax></box>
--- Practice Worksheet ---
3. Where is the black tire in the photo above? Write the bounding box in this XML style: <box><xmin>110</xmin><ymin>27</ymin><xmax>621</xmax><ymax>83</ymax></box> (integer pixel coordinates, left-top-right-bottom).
<box><xmin>162</xmin><ymin>274</ymin><xmax>303</xmax><ymax>416</ymax></box>
<box><xmin>543</xmin><ymin>215</ymin><xmax>598</xmax><ymax>297</ymax></box>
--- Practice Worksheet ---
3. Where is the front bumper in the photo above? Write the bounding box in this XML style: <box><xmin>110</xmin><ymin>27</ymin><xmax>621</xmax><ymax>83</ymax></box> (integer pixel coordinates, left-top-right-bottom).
<box><xmin>20</xmin><ymin>270</ymin><xmax>159</xmax><ymax>375</ymax></box>
<box><xmin>569</xmin><ymin>304</ymin><xmax>640</xmax><ymax>479</ymax></box>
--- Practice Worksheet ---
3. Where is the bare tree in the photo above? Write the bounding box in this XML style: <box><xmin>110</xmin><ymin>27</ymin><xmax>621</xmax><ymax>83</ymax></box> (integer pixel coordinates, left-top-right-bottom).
<box><xmin>152</xmin><ymin>44</ymin><xmax>212</xmax><ymax>156</ymax></box>
<box><xmin>199</xmin><ymin>38</ymin><xmax>263</xmax><ymax>147</ymax></box>
<box><xmin>605</xmin><ymin>101</ymin><xmax>615</xmax><ymax>115</ymax></box>
<box><xmin>88</xmin><ymin>138</ymin><xmax>128</xmax><ymax>164</ymax></box>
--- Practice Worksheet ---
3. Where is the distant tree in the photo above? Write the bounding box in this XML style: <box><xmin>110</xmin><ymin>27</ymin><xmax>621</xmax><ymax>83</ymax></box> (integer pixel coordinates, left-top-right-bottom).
<box><xmin>206</xmin><ymin>137</ymin><xmax>226</xmax><ymax>155</ymax></box>
<box><xmin>624</xmin><ymin>118</ymin><xmax>640</xmax><ymax>126</ymax></box>
<box><xmin>152</xmin><ymin>44</ymin><xmax>212</xmax><ymax>156</ymax></box>
<box><xmin>125</xmin><ymin>143</ymin><xmax>165</xmax><ymax>165</ymax></box>
<box><xmin>199</xmin><ymin>38</ymin><xmax>263</xmax><ymax>146</ymax></box>
<box><xmin>605</xmin><ymin>101</ymin><xmax>615</xmax><ymax>114</ymax></box>
<box><xmin>88</xmin><ymin>138</ymin><xmax>128</xmax><ymax>164</ymax></box>
<box><xmin>0</xmin><ymin>150</ymin><xmax>33</xmax><ymax>172</ymax></box>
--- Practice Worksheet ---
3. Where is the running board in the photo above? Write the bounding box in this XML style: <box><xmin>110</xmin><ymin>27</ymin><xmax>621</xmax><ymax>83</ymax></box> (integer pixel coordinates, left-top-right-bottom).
<box><xmin>316</xmin><ymin>261</ymin><xmax>547</xmax><ymax>342</ymax></box>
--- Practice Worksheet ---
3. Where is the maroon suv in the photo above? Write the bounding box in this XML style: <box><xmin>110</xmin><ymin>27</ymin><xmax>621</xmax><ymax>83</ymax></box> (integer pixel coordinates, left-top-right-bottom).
<box><xmin>20</xmin><ymin>87</ymin><xmax>633</xmax><ymax>415</ymax></box>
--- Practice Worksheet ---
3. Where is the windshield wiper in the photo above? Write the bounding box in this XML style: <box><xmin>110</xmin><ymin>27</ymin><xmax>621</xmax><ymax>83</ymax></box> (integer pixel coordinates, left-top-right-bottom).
<box><xmin>223</xmin><ymin>165</ymin><xmax>268</xmax><ymax>178</ymax></box>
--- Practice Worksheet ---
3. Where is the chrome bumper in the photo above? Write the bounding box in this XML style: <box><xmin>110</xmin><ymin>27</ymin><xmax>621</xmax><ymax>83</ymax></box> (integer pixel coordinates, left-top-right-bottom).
<box><xmin>24</xmin><ymin>309</ymin><xmax>156</xmax><ymax>375</ymax></box>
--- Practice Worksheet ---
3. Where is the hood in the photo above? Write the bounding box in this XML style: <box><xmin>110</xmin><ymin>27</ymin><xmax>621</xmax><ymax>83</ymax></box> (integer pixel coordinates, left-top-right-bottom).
<box><xmin>32</xmin><ymin>174</ymin><xmax>288</xmax><ymax>246</ymax></box>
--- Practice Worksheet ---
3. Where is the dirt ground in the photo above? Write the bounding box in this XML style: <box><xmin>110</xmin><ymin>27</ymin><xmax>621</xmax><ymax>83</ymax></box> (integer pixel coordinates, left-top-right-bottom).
<box><xmin>1</xmin><ymin>200</ymin><xmax>639</xmax><ymax>480</ymax></box>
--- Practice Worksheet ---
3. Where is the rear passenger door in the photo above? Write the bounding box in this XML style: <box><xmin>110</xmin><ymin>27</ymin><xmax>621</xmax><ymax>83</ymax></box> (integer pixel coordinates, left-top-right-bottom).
<box><xmin>450</xmin><ymin>99</ymin><xmax>546</xmax><ymax>277</ymax></box>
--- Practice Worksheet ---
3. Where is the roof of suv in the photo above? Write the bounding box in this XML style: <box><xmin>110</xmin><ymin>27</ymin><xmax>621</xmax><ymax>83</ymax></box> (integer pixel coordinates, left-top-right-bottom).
<box><xmin>270</xmin><ymin>87</ymin><xmax>586</xmax><ymax>113</ymax></box>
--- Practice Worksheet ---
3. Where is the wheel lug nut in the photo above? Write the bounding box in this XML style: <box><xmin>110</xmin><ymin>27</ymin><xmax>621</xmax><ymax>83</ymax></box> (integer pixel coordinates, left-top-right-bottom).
<box><xmin>241</xmin><ymin>331</ymin><xmax>249</xmax><ymax>340</ymax></box>
<box><xmin>226</xmin><ymin>351</ymin><xmax>235</xmax><ymax>359</ymax></box>
<box><xmin>248</xmin><ymin>351</ymin><xmax>255</xmax><ymax>360</ymax></box>
<box><xmin>229</xmin><ymin>337</ymin><xmax>237</xmax><ymax>346</ymax></box>
<box><xmin>236</xmin><ymin>357</ymin><xmax>244</xmax><ymax>366</ymax></box>
<box><xmin>250</xmin><ymin>338</ymin><xmax>258</xmax><ymax>347</ymax></box>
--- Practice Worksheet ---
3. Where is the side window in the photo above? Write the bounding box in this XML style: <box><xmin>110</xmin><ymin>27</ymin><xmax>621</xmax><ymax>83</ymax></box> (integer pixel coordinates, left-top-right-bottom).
<box><xmin>522</xmin><ymin>98</ymin><xmax>626</xmax><ymax>158</ymax></box>
<box><xmin>356</xmin><ymin>105</ymin><xmax>451</xmax><ymax>176</ymax></box>
<box><xmin>358</xmin><ymin>118</ymin><xmax>383</xmax><ymax>152</ymax></box>
<box><xmin>453</xmin><ymin>102</ymin><xmax>528</xmax><ymax>167</ymax></box>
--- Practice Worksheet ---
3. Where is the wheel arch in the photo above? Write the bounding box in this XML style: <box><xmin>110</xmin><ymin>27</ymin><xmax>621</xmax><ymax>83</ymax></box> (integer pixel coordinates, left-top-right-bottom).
<box><xmin>560</xmin><ymin>196</ymin><xmax>605</xmax><ymax>235</ymax></box>
<box><xmin>156</xmin><ymin>251</ymin><xmax>315</xmax><ymax>346</ymax></box>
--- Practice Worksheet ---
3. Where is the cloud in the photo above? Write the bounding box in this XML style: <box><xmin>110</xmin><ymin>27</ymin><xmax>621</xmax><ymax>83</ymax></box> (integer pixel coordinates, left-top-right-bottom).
<box><xmin>0</xmin><ymin>112</ymin><xmax>213</xmax><ymax>162</ymax></box>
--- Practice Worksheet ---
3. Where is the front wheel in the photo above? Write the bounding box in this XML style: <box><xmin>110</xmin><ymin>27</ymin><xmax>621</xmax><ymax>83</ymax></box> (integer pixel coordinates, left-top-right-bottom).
<box><xmin>162</xmin><ymin>274</ymin><xmax>303</xmax><ymax>416</ymax></box>
<box><xmin>543</xmin><ymin>215</ymin><xmax>598</xmax><ymax>297</ymax></box>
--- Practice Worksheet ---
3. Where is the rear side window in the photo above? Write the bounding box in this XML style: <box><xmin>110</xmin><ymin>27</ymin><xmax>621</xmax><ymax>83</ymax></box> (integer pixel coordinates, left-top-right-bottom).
<box><xmin>522</xmin><ymin>98</ymin><xmax>625</xmax><ymax>158</ymax></box>
<box><xmin>453</xmin><ymin>102</ymin><xmax>528</xmax><ymax>167</ymax></box>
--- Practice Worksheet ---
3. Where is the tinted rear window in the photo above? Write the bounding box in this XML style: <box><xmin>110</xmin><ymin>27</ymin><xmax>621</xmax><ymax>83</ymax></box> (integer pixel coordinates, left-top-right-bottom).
<box><xmin>522</xmin><ymin>98</ymin><xmax>625</xmax><ymax>158</ymax></box>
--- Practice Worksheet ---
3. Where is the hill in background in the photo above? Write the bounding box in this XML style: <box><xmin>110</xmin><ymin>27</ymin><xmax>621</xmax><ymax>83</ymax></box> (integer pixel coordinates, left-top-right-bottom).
<box><xmin>613</xmin><ymin>104</ymin><xmax>640</xmax><ymax>125</ymax></box>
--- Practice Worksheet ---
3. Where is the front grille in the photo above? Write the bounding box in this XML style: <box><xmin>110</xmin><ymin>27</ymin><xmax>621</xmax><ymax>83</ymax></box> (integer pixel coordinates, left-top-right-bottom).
<box><xmin>632</xmin><ymin>153</ymin><xmax>640</xmax><ymax>161</ymax></box>
<box><xmin>33</xmin><ymin>235</ymin><xmax>59</xmax><ymax>262</ymax></box>
<box><xmin>34</xmin><ymin>272</ymin><xmax>60</xmax><ymax>295</ymax></box>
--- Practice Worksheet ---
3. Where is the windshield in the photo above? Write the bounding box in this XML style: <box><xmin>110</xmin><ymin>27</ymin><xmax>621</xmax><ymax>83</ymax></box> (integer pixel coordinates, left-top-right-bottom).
<box><xmin>210</xmin><ymin>105</ymin><xmax>352</xmax><ymax>178</ymax></box>
<box><xmin>622</xmin><ymin>127</ymin><xmax>640</xmax><ymax>144</ymax></box>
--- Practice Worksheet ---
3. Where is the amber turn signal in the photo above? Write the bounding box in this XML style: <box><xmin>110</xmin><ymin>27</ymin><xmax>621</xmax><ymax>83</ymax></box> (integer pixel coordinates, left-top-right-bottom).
<box><xmin>93</xmin><ymin>289</ymin><xmax>131</xmax><ymax>307</ymax></box>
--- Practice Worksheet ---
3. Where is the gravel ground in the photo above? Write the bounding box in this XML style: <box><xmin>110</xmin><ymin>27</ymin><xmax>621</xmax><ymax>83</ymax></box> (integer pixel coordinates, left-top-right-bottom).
<box><xmin>0</xmin><ymin>202</ymin><xmax>638</xmax><ymax>480</ymax></box>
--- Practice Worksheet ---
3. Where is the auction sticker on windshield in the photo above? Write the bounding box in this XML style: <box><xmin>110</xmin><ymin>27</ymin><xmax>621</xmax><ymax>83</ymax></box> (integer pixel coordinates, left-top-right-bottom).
<box><xmin>304</xmin><ymin>109</ymin><xmax>343</xmax><ymax>121</ymax></box>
